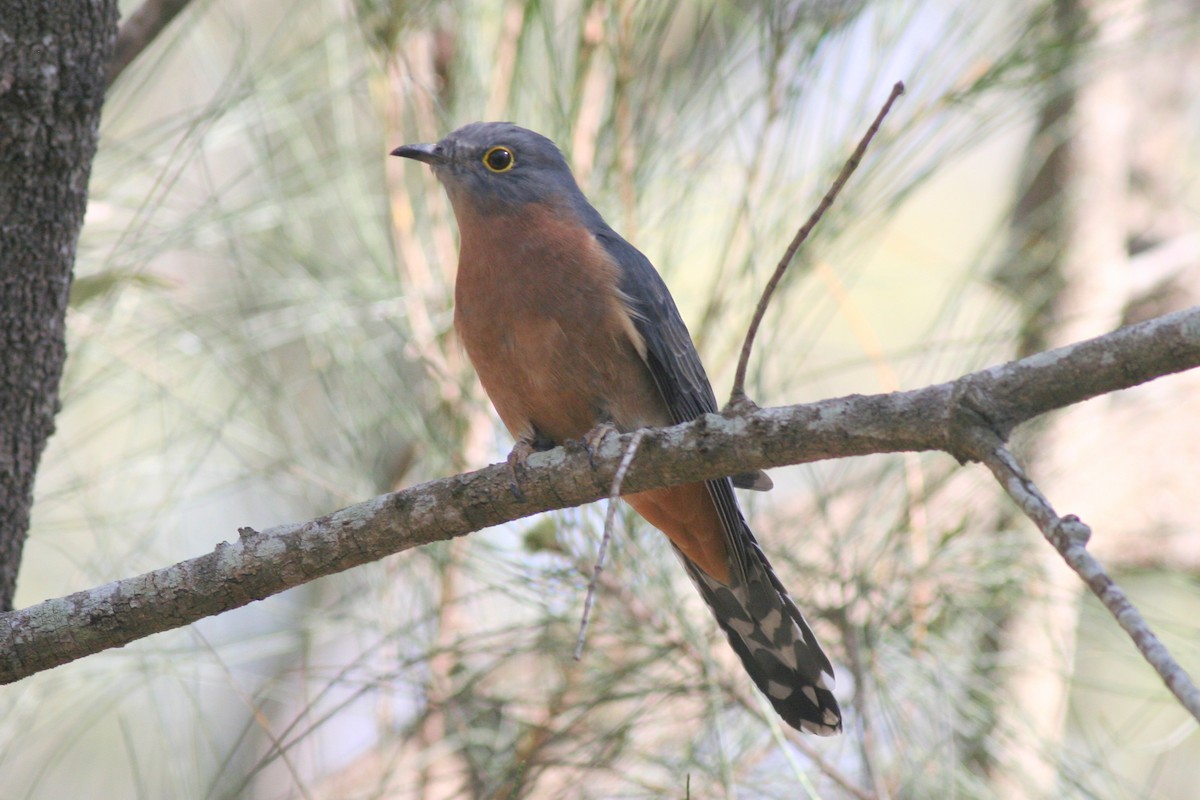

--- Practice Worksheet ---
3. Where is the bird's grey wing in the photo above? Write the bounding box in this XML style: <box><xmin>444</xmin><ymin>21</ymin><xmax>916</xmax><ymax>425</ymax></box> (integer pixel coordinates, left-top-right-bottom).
<box><xmin>594</xmin><ymin>229</ymin><xmax>771</xmax><ymax>491</ymax></box>
<box><xmin>595</xmin><ymin>228</ymin><xmax>766</xmax><ymax>579</ymax></box>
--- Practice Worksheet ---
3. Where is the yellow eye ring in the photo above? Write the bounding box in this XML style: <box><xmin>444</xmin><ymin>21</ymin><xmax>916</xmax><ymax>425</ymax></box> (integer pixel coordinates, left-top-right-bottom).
<box><xmin>482</xmin><ymin>146</ymin><xmax>515</xmax><ymax>173</ymax></box>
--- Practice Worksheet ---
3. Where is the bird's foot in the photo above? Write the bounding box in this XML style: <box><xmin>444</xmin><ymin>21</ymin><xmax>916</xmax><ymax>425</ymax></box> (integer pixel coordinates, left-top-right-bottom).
<box><xmin>505</xmin><ymin>440</ymin><xmax>535</xmax><ymax>502</ymax></box>
<box><xmin>579</xmin><ymin>421</ymin><xmax>619</xmax><ymax>470</ymax></box>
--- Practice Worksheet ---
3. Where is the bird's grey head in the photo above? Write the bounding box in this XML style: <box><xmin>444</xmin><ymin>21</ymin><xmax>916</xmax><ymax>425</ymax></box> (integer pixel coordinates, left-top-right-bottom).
<box><xmin>391</xmin><ymin>122</ymin><xmax>588</xmax><ymax>217</ymax></box>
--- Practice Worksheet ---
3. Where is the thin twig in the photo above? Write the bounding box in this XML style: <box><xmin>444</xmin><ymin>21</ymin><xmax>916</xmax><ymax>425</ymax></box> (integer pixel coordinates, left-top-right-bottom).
<box><xmin>840</xmin><ymin>619</ymin><xmax>892</xmax><ymax>800</ymax></box>
<box><xmin>108</xmin><ymin>0</ymin><xmax>197</xmax><ymax>86</ymax></box>
<box><xmin>735</xmin><ymin>672</ymin><xmax>878</xmax><ymax>800</ymax></box>
<box><xmin>589</xmin><ymin>566</ymin><xmax>877</xmax><ymax>800</ymax></box>
<box><xmin>574</xmin><ymin>428</ymin><xmax>646</xmax><ymax>660</ymax></box>
<box><xmin>978</xmin><ymin>440</ymin><xmax>1200</xmax><ymax>724</ymax></box>
<box><xmin>190</xmin><ymin>629</ymin><xmax>316</xmax><ymax>800</ymax></box>
<box><xmin>729</xmin><ymin>81</ymin><xmax>905</xmax><ymax>405</ymax></box>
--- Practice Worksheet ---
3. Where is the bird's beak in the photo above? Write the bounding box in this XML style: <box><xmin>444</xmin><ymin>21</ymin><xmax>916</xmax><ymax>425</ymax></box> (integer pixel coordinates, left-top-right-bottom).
<box><xmin>390</xmin><ymin>143</ymin><xmax>444</xmax><ymax>165</ymax></box>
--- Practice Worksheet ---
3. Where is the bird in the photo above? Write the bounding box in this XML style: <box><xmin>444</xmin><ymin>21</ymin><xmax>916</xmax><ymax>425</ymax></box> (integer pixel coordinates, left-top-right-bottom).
<box><xmin>391</xmin><ymin>122</ymin><xmax>841</xmax><ymax>735</ymax></box>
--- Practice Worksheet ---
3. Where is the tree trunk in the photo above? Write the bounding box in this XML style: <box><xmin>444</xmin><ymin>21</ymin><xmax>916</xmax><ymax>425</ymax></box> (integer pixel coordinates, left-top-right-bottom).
<box><xmin>0</xmin><ymin>1</ymin><xmax>117</xmax><ymax>610</ymax></box>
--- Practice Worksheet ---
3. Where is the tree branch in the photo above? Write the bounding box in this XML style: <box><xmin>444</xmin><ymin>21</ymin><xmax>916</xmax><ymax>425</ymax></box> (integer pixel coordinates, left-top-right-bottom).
<box><xmin>2</xmin><ymin>305</ymin><xmax>1199</xmax><ymax>684</ymax></box>
<box><xmin>108</xmin><ymin>0</ymin><xmax>196</xmax><ymax>86</ymax></box>
<box><xmin>972</xmin><ymin>439</ymin><xmax>1200</xmax><ymax>724</ymax></box>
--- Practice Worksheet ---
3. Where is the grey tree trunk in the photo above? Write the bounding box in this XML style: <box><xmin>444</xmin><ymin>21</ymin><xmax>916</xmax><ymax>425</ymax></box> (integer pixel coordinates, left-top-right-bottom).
<box><xmin>0</xmin><ymin>1</ymin><xmax>117</xmax><ymax>610</ymax></box>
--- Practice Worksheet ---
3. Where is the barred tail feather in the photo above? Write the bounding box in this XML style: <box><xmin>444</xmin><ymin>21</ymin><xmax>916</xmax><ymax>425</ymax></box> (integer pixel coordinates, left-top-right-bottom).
<box><xmin>681</xmin><ymin>531</ymin><xmax>842</xmax><ymax>736</ymax></box>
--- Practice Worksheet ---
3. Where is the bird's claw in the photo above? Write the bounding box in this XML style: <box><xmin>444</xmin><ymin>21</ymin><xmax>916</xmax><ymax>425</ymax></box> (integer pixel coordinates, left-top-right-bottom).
<box><xmin>580</xmin><ymin>421</ymin><xmax>618</xmax><ymax>470</ymax></box>
<box><xmin>506</xmin><ymin>441</ymin><xmax>534</xmax><ymax>501</ymax></box>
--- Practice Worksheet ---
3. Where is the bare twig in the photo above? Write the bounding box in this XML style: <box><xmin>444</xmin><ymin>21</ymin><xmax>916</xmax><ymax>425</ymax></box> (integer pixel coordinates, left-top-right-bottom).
<box><xmin>1127</xmin><ymin>230</ymin><xmax>1200</xmax><ymax>295</ymax></box>
<box><xmin>2</xmin><ymin>306</ymin><xmax>1198</xmax><ymax>684</ymax></box>
<box><xmin>779</xmin><ymin>729</ymin><xmax>876</xmax><ymax>800</ymax></box>
<box><xmin>976</xmin><ymin>439</ymin><xmax>1200</xmax><ymax>725</ymax></box>
<box><xmin>589</xmin><ymin>567</ymin><xmax>877</xmax><ymax>800</ymax></box>
<box><xmin>574</xmin><ymin>428</ymin><xmax>646</xmax><ymax>660</ymax></box>
<box><xmin>191</xmin><ymin>629</ymin><xmax>316</xmax><ymax>800</ymax></box>
<box><xmin>729</xmin><ymin>81</ymin><xmax>905</xmax><ymax>405</ymax></box>
<box><xmin>725</xmin><ymin>673</ymin><xmax>877</xmax><ymax>800</ymax></box>
<box><xmin>108</xmin><ymin>0</ymin><xmax>196</xmax><ymax>86</ymax></box>
<box><xmin>841</xmin><ymin>619</ymin><xmax>891</xmax><ymax>800</ymax></box>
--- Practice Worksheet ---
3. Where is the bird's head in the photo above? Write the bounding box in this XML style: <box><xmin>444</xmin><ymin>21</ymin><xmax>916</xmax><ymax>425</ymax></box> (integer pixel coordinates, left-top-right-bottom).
<box><xmin>391</xmin><ymin>122</ymin><xmax>585</xmax><ymax>217</ymax></box>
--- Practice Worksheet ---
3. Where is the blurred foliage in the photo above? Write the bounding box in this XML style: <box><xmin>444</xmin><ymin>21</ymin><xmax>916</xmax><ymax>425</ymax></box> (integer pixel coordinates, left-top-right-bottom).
<box><xmin>2</xmin><ymin>0</ymin><xmax>1199</xmax><ymax>798</ymax></box>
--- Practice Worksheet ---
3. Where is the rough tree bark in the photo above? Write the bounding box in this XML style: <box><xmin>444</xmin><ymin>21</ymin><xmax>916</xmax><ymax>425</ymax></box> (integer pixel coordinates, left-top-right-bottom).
<box><xmin>0</xmin><ymin>1</ymin><xmax>119</xmax><ymax>611</ymax></box>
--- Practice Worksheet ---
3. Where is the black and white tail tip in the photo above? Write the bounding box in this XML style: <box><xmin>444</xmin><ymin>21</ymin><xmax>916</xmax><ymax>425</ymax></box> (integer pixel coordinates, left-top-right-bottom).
<box><xmin>686</xmin><ymin>546</ymin><xmax>843</xmax><ymax>735</ymax></box>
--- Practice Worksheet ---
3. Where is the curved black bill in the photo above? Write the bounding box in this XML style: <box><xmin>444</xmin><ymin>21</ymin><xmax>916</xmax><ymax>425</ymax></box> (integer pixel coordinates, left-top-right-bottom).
<box><xmin>390</xmin><ymin>143</ymin><xmax>443</xmax><ymax>164</ymax></box>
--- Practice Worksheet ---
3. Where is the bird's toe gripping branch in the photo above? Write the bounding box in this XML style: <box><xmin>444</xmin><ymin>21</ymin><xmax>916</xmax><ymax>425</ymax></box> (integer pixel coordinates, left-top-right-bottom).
<box><xmin>578</xmin><ymin>420</ymin><xmax>619</xmax><ymax>471</ymax></box>
<box><xmin>505</xmin><ymin>440</ymin><xmax>537</xmax><ymax>501</ymax></box>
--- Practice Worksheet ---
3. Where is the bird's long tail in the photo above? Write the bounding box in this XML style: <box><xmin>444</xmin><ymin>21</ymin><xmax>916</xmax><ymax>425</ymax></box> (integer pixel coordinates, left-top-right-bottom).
<box><xmin>680</xmin><ymin>527</ymin><xmax>842</xmax><ymax>735</ymax></box>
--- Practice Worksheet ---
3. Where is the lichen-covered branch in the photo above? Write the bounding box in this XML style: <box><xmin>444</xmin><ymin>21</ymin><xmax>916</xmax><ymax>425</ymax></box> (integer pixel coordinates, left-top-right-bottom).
<box><xmin>973</xmin><ymin>439</ymin><xmax>1200</xmax><ymax>725</ymax></box>
<box><xmin>2</xmin><ymin>305</ymin><xmax>1199</xmax><ymax>685</ymax></box>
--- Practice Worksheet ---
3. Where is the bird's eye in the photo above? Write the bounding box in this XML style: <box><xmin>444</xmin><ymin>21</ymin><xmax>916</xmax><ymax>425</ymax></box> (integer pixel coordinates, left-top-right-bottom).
<box><xmin>482</xmin><ymin>146</ymin><xmax>515</xmax><ymax>173</ymax></box>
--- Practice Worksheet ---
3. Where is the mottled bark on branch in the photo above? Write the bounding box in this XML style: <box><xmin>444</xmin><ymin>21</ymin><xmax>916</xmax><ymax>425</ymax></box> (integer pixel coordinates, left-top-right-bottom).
<box><xmin>2</xmin><ymin>306</ymin><xmax>1198</xmax><ymax>684</ymax></box>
